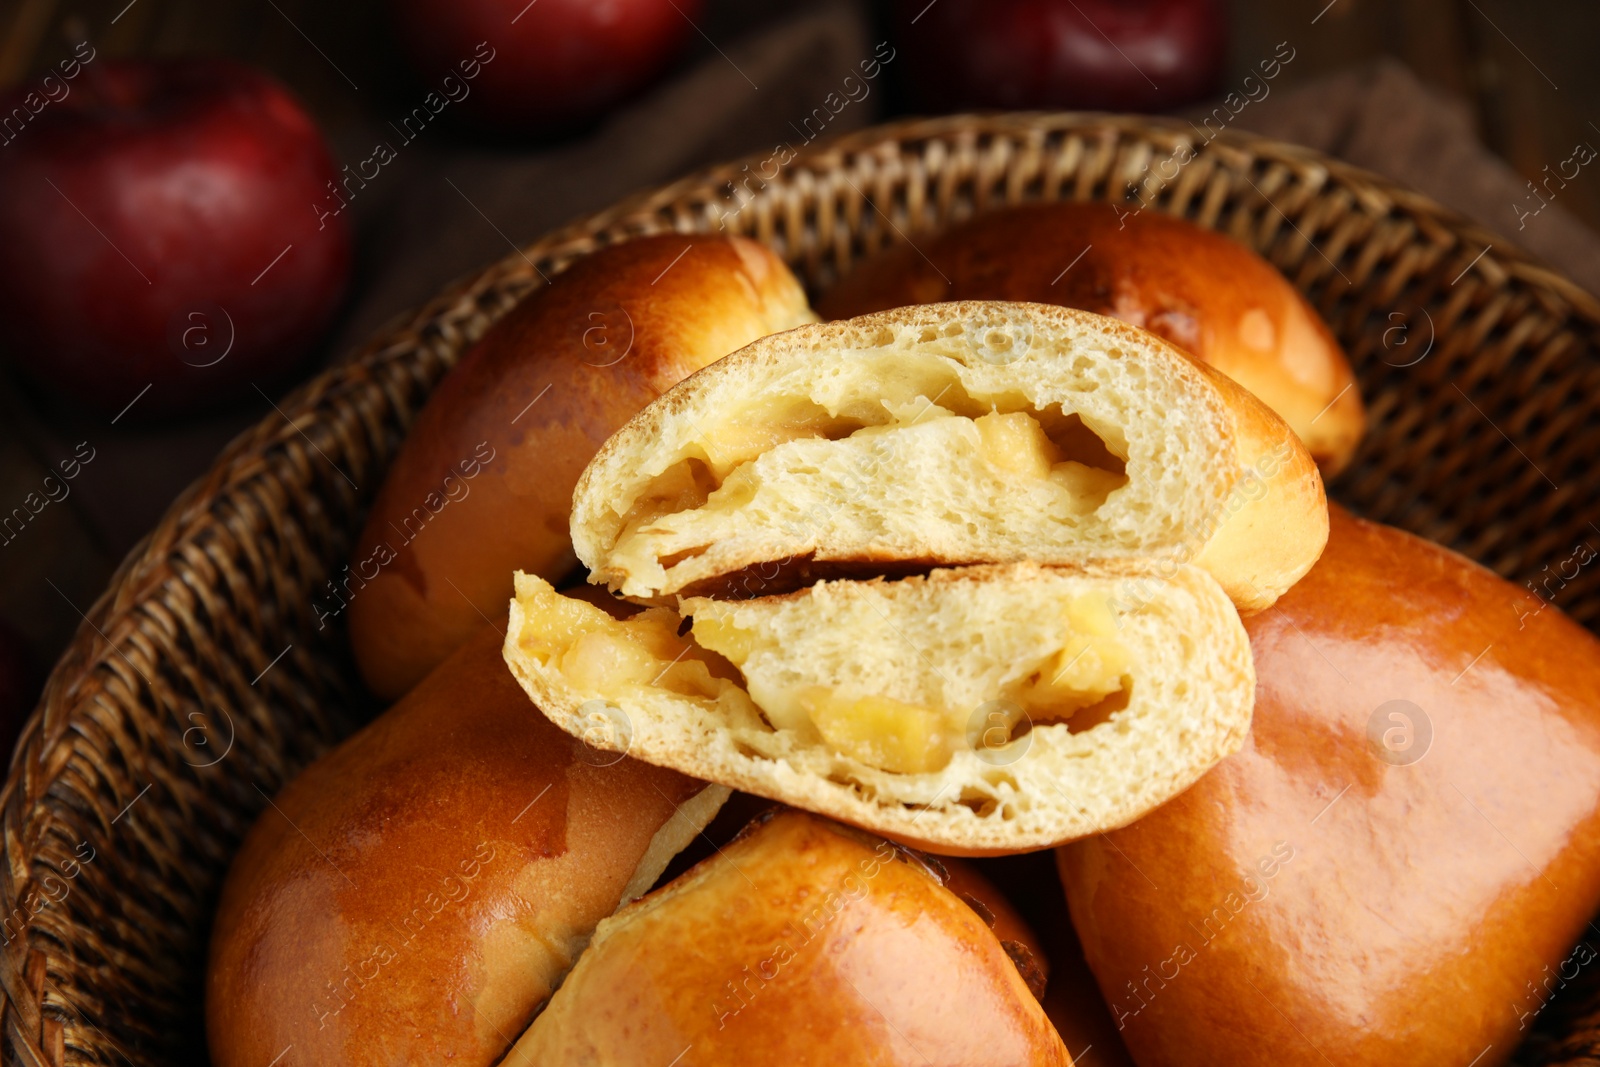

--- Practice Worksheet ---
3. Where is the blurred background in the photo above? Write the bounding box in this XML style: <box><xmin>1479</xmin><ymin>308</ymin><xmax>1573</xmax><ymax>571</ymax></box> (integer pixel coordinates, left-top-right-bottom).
<box><xmin>0</xmin><ymin>0</ymin><xmax>1596</xmax><ymax>753</ymax></box>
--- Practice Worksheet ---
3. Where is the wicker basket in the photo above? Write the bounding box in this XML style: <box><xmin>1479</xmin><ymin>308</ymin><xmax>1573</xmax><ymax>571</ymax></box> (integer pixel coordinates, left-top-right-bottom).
<box><xmin>4</xmin><ymin>113</ymin><xmax>1599</xmax><ymax>1067</ymax></box>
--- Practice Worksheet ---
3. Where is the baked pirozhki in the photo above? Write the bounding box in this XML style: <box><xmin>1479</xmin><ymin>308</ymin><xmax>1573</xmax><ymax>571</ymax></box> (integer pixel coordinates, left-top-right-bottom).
<box><xmin>1057</xmin><ymin>508</ymin><xmax>1600</xmax><ymax>1067</ymax></box>
<box><xmin>818</xmin><ymin>202</ymin><xmax>1365</xmax><ymax>473</ymax></box>
<box><xmin>503</xmin><ymin>561</ymin><xmax>1253</xmax><ymax>854</ymax></box>
<box><xmin>206</xmin><ymin>625</ymin><xmax>727</xmax><ymax>1067</ymax></box>
<box><xmin>570</xmin><ymin>303</ymin><xmax>1327</xmax><ymax>613</ymax></box>
<box><xmin>347</xmin><ymin>233</ymin><xmax>814</xmax><ymax>700</ymax></box>
<box><xmin>502</xmin><ymin>809</ymin><xmax>1072</xmax><ymax>1066</ymax></box>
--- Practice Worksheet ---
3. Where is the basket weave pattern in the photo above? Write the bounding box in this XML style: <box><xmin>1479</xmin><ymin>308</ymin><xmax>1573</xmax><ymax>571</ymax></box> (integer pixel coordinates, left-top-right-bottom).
<box><xmin>3</xmin><ymin>114</ymin><xmax>1598</xmax><ymax>1066</ymax></box>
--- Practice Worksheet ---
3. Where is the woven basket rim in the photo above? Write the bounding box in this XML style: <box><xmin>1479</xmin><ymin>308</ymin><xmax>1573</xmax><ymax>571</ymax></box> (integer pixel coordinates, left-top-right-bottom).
<box><xmin>580</xmin><ymin>111</ymin><xmax>1600</xmax><ymax>319</ymax></box>
<box><xmin>6</xmin><ymin>109</ymin><xmax>1598</xmax><ymax>1066</ymax></box>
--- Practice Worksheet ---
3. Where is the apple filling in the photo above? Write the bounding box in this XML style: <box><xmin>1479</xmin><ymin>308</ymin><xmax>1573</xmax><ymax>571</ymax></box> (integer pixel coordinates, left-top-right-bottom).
<box><xmin>1010</xmin><ymin>594</ymin><xmax>1132</xmax><ymax>716</ymax></box>
<box><xmin>510</xmin><ymin>583</ymin><xmax>742</xmax><ymax>706</ymax></box>
<box><xmin>604</xmin><ymin>385</ymin><xmax>1130</xmax><ymax>587</ymax></box>
<box><xmin>693</xmin><ymin>593</ymin><xmax>1129</xmax><ymax>774</ymax></box>
<box><xmin>513</xmin><ymin>576</ymin><xmax>1132</xmax><ymax>777</ymax></box>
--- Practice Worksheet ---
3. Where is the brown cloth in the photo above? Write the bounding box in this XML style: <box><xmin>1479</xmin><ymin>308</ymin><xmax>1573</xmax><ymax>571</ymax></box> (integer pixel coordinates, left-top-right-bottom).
<box><xmin>1</xmin><ymin>7</ymin><xmax>1596</xmax><ymax>676</ymax></box>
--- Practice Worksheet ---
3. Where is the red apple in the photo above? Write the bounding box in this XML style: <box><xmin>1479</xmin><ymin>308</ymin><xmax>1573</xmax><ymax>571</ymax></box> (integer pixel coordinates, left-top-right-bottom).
<box><xmin>0</xmin><ymin>58</ymin><xmax>351</xmax><ymax>420</ymax></box>
<box><xmin>894</xmin><ymin>0</ymin><xmax>1227</xmax><ymax>113</ymax></box>
<box><xmin>392</xmin><ymin>0</ymin><xmax>703</xmax><ymax>134</ymax></box>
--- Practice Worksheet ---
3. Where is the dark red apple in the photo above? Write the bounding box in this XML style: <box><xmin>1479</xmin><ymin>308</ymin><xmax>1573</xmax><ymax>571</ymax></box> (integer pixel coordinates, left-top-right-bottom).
<box><xmin>894</xmin><ymin>0</ymin><xmax>1227</xmax><ymax>113</ymax></box>
<box><xmin>0</xmin><ymin>58</ymin><xmax>351</xmax><ymax>420</ymax></box>
<box><xmin>392</xmin><ymin>0</ymin><xmax>703</xmax><ymax>134</ymax></box>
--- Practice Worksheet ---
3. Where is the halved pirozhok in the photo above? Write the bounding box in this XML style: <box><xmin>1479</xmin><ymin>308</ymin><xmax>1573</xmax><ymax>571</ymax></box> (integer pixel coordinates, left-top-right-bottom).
<box><xmin>570</xmin><ymin>302</ymin><xmax>1327</xmax><ymax>611</ymax></box>
<box><xmin>503</xmin><ymin>563</ymin><xmax>1253</xmax><ymax>855</ymax></box>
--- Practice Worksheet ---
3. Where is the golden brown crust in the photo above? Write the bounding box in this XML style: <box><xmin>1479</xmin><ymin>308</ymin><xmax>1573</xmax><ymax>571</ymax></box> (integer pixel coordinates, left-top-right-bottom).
<box><xmin>347</xmin><ymin>234</ymin><xmax>812</xmax><ymax>700</ymax></box>
<box><xmin>505</xmin><ymin>810</ymin><xmax>1073</xmax><ymax>1065</ymax></box>
<box><xmin>206</xmin><ymin>626</ymin><xmax>725</xmax><ymax>1067</ymax></box>
<box><xmin>1057</xmin><ymin>507</ymin><xmax>1600</xmax><ymax>1067</ymax></box>
<box><xmin>1187</xmin><ymin>357</ymin><xmax>1329</xmax><ymax>613</ymax></box>
<box><xmin>818</xmin><ymin>202</ymin><xmax>1364</xmax><ymax>473</ymax></box>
